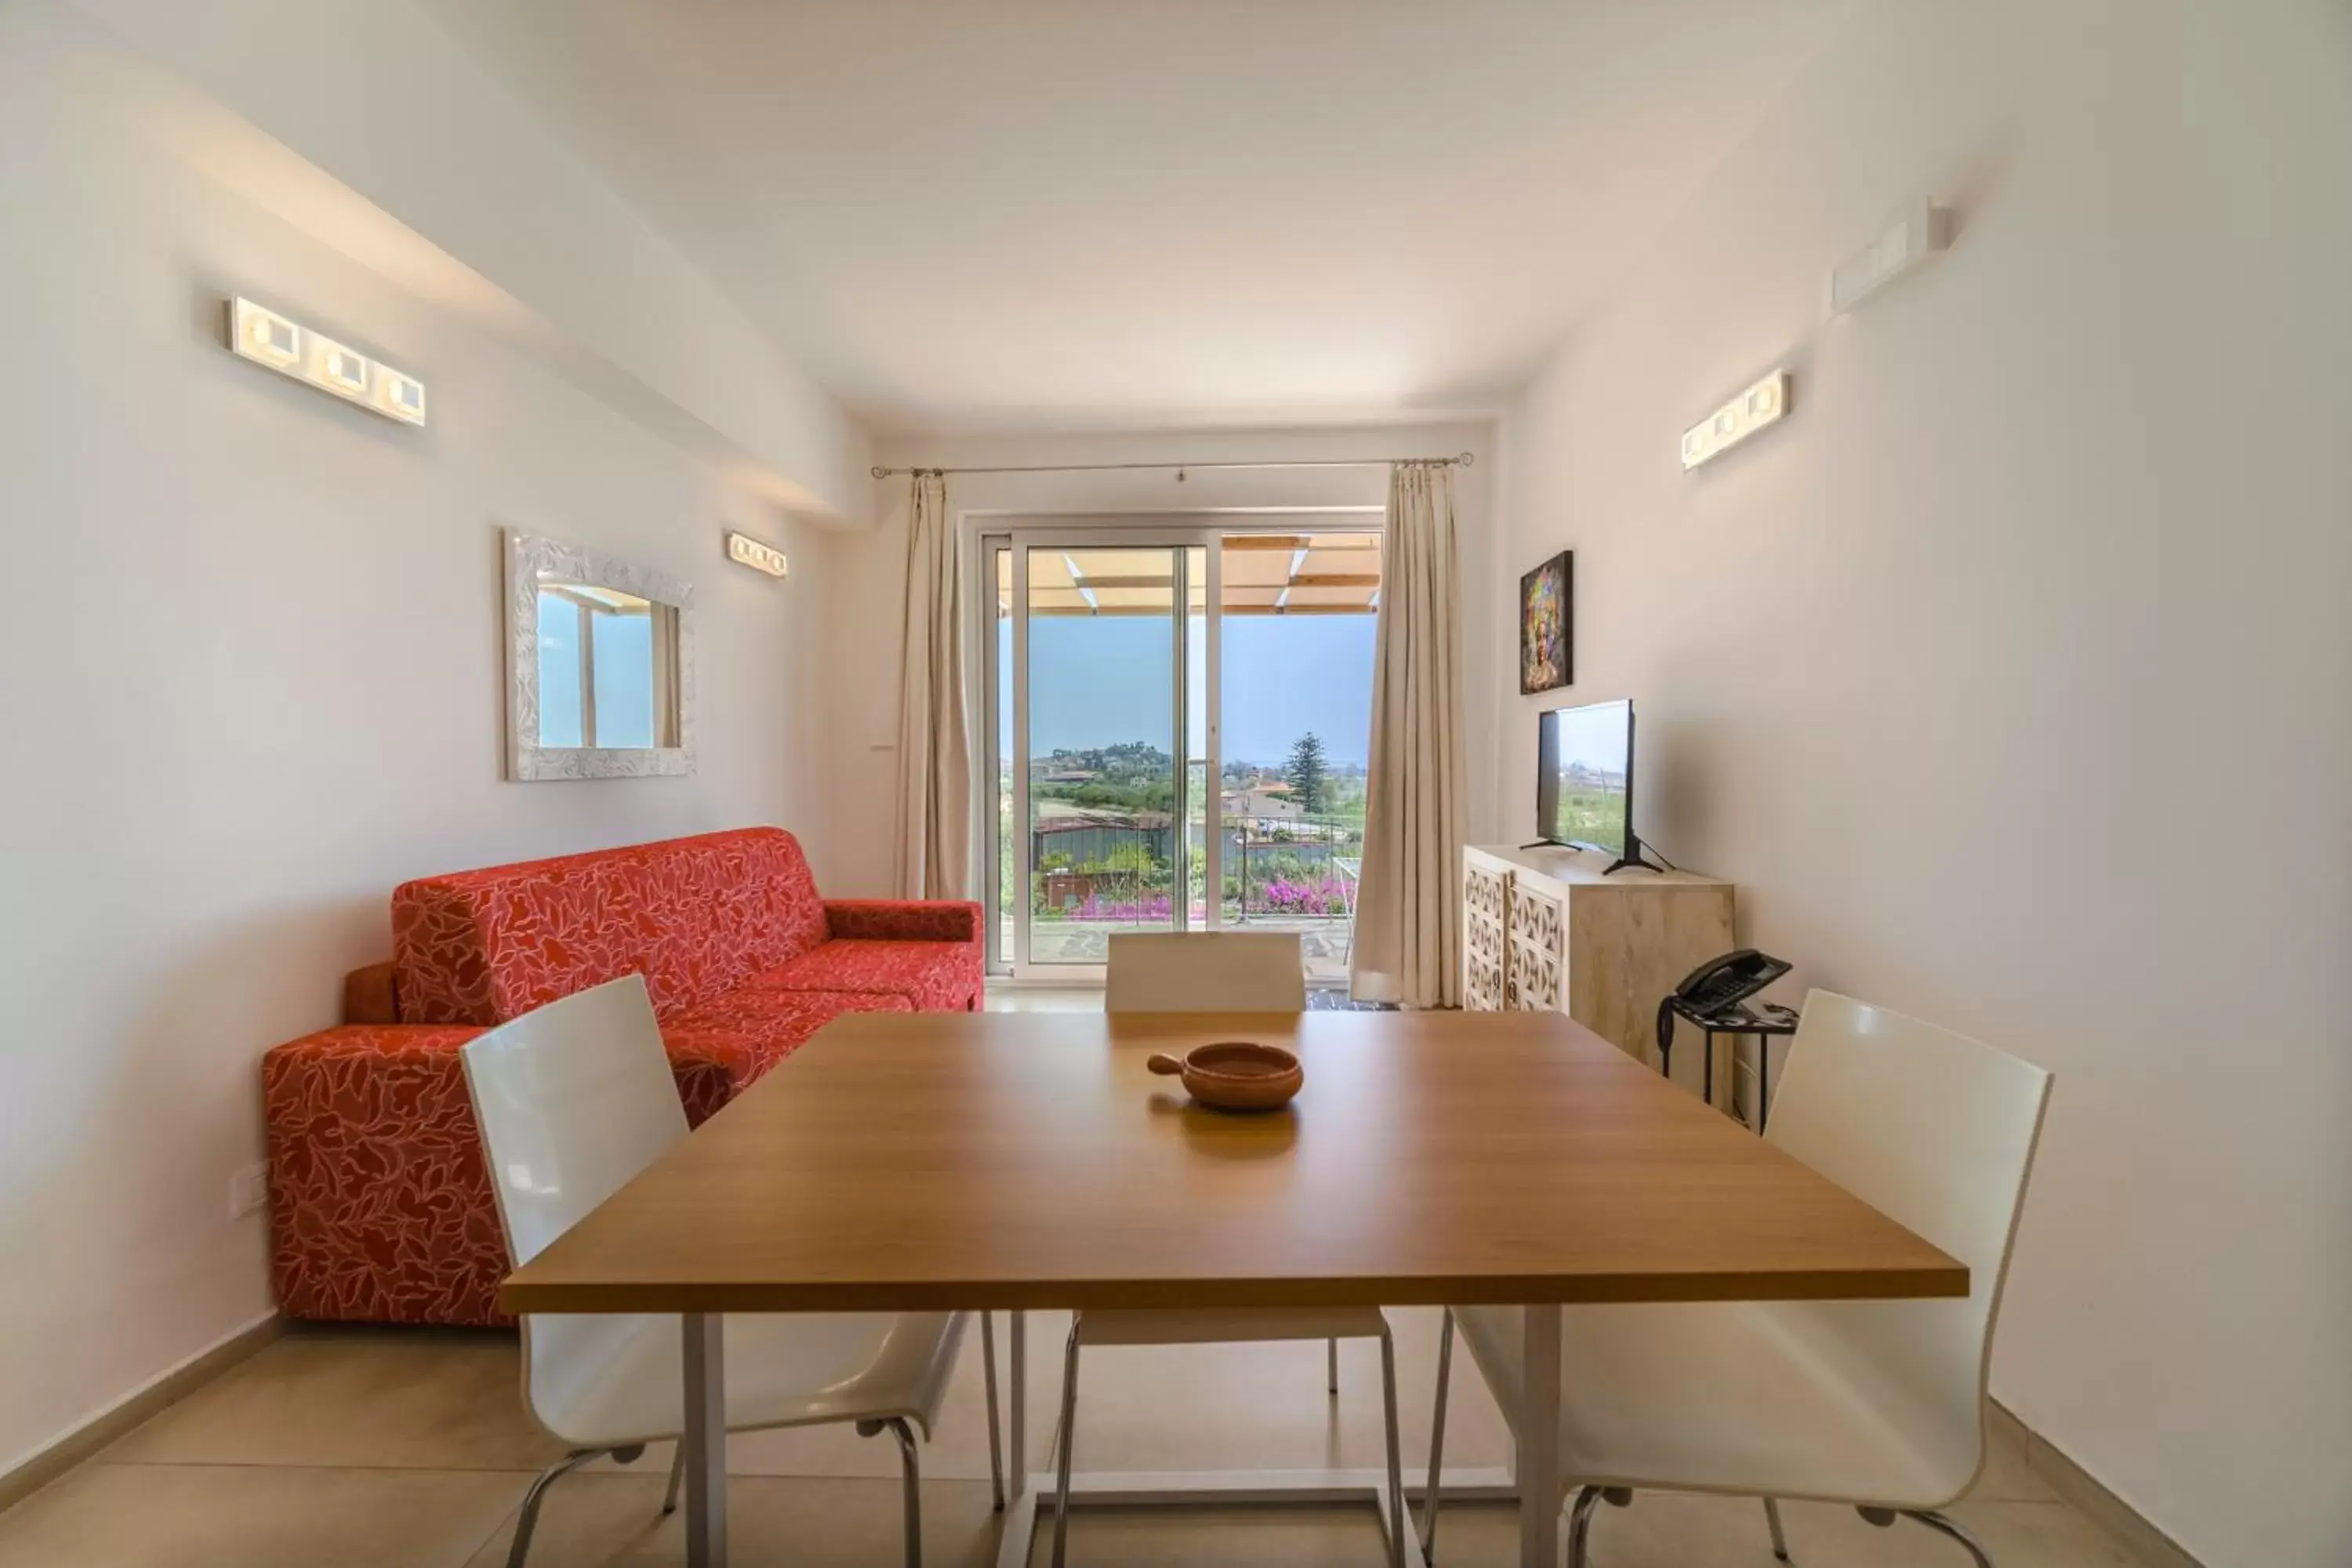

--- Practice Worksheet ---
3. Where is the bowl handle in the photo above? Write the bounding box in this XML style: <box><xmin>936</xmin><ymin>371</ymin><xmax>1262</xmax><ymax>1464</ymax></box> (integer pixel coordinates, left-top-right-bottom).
<box><xmin>1146</xmin><ymin>1053</ymin><xmax>1185</xmax><ymax>1076</ymax></box>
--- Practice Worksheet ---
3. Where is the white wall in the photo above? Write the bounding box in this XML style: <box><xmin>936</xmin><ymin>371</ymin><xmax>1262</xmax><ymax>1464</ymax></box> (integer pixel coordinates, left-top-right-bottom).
<box><xmin>66</xmin><ymin>0</ymin><xmax>863</xmax><ymax>521</ymax></box>
<box><xmin>1496</xmin><ymin>2</ymin><xmax>2351</xmax><ymax>1563</ymax></box>
<box><xmin>0</xmin><ymin>13</ymin><xmax>851</xmax><ymax>1476</ymax></box>
<box><xmin>830</xmin><ymin>423</ymin><xmax>1499</xmax><ymax>898</ymax></box>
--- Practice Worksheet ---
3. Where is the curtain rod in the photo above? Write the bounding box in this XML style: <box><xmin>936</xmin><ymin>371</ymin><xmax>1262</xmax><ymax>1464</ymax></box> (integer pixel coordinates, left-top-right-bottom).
<box><xmin>869</xmin><ymin>452</ymin><xmax>1473</xmax><ymax>480</ymax></box>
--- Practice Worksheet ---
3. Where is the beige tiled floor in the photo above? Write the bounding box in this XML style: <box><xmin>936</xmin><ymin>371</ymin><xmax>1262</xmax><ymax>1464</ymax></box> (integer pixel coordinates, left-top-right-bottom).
<box><xmin>2</xmin><ymin>1309</ymin><xmax>2140</xmax><ymax>1566</ymax></box>
<box><xmin>982</xmin><ymin>985</ymin><xmax>1111</xmax><ymax>1014</ymax></box>
<box><xmin>3</xmin><ymin>986</ymin><xmax>2142</xmax><ymax>1564</ymax></box>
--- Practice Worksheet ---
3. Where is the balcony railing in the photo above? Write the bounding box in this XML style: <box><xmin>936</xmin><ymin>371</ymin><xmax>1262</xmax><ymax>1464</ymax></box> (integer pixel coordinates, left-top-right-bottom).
<box><xmin>1023</xmin><ymin>811</ymin><xmax>1363</xmax><ymax>924</ymax></box>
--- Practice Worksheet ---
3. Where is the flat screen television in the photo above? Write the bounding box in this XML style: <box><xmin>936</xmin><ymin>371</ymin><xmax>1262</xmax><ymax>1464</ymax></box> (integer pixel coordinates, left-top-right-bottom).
<box><xmin>1535</xmin><ymin>699</ymin><xmax>1642</xmax><ymax>870</ymax></box>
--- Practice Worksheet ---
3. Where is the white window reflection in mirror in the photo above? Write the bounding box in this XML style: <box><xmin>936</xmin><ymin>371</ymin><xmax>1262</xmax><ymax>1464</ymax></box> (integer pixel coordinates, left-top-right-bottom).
<box><xmin>532</xmin><ymin>584</ymin><xmax>676</xmax><ymax>750</ymax></box>
<box><xmin>505</xmin><ymin>529</ymin><xmax>695</xmax><ymax>780</ymax></box>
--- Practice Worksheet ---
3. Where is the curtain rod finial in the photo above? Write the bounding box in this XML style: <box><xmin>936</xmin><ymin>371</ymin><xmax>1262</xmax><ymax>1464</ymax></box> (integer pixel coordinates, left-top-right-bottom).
<box><xmin>869</xmin><ymin>465</ymin><xmax>891</xmax><ymax>479</ymax></box>
<box><xmin>1457</xmin><ymin>452</ymin><xmax>1475</xmax><ymax>467</ymax></box>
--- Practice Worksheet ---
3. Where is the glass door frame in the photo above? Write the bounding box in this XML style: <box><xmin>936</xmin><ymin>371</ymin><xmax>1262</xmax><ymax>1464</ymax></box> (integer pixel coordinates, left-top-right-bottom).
<box><xmin>1005</xmin><ymin>525</ymin><xmax>1210</xmax><ymax>983</ymax></box>
<box><xmin>972</xmin><ymin>510</ymin><xmax>1383</xmax><ymax>985</ymax></box>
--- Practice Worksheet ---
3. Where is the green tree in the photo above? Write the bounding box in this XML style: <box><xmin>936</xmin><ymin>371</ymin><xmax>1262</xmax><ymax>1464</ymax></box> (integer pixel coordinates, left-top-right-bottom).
<box><xmin>1102</xmin><ymin>840</ymin><xmax>1159</xmax><ymax>876</ymax></box>
<box><xmin>1284</xmin><ymin>732</ymin><xmax>1330</xmax><ymax>815</ymax></box>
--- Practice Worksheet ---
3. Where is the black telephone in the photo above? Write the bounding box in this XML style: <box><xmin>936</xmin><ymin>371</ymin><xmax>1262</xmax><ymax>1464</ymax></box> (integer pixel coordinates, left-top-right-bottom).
<box><xmin>1670</xmin><ymin>949</ymin><xmax>1791</xmax><ymax>1018</ymax></box>
<box><xmin>1655</xmin><ymin>950</ymin><xmax>1799</xmax><ymax>1120</ymax></box>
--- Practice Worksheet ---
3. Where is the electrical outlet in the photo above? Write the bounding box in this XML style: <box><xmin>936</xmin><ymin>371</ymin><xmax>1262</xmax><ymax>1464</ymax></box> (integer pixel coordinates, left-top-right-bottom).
<box><xmin>229</xmin><ymin>1161</ymin><xmax>270</xmax><ymax>1219</ymax></box>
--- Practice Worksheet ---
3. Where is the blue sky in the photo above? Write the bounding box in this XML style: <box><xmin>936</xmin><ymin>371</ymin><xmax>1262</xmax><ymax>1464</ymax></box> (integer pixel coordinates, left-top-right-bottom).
<box><xmin>1001</xmin><ymin>614</ymin><xmax>1375</xmax><ymax>768</ymax></box>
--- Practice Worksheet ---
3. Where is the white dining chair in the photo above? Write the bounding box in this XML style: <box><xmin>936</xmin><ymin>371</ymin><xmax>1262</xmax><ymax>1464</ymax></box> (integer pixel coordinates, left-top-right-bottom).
<box><xmin>1421</xmin><ymin>989</ymin><xmax>2052</xmax><ymax>1568</ymax></box>
<box><xmin>1047</xmin><ymin>932</ymin><xmax>1406</xmax><ymax>1567</ymax></box>
<box><xmin>1104</xmin><ymin>931</ymin><xmax>1309</xmax><ymax>1012</ymax></box>
<box><xmin>459</xmin><ymin>975</ymin><xmax>1001</xmax><ymax>1568</ymax></box>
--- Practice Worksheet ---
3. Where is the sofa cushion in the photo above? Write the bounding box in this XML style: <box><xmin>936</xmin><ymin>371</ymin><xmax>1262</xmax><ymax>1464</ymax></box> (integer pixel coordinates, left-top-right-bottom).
<box><xmin>750</xmin><ymin>940</ymin><xmax>978</xmax><ymax>1013</ymax></box>
<box><xmin>664</xmin><ymin>988</ymin><xmax>914</xmax><ymax>1121</ymax></box>
<box><xmin>392</xmin><ymin>827</ymin><xmax>828</xmax><ymax>1025</ymax></box>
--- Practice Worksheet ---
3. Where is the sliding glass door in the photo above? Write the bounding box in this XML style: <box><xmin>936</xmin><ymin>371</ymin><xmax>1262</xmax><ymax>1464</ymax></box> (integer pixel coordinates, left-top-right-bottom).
<box><xmin>1215</xmin><ymin>532</ymin><xmax>1381</xmax><ymax>988</ymax></box>
<box><xmin>983</xmin><ymin>523</ymin><xmax>1380</xmax><ymax>983</ymax></box>
<box><xmin>1018</xmin><ymin>540</ymin><xmax>1187</xmax><ymax>971</ymax></box>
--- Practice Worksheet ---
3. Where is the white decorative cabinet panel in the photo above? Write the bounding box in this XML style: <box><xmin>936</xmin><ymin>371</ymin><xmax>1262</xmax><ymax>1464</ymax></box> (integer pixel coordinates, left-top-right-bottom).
<box><xmin>1507</xmin><ymin>881</ymin><xmax>1566</xmax><ymax>1012</ymax></box>
<box><xmin>1461</xmin><ymin>846</ymin><xmax>1737</xmax><ymax>1087</ymax></box>
<box><xmin>1462</xmin><ymin>862</ymin><xmax>1511</xmax><ymax>1013</ymax></box>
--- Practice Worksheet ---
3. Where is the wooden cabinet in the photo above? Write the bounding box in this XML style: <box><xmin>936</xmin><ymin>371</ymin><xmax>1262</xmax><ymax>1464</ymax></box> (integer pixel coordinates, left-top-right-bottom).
<box><xmin>1461</xmin><ymin>845</ymin><xmax>1737</xmax><ymax>1095</ymax></box>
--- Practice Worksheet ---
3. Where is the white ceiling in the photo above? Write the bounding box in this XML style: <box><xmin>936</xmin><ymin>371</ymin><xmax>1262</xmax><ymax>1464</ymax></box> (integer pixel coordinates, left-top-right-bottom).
<box><xmin>419</xmin><ymin>0</ymin><xmax>1846</xmax><ymax>435</ymax></box>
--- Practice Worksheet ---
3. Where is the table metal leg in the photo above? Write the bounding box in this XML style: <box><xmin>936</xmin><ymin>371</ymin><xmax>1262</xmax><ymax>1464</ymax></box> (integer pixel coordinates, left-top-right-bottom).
<box><xmin>1757</xmin><ymin>1036</ymin><xmax>1772</xmax><ymax>1134</ymax></box>
<box><xmin>1010</xmin><ymin>1310</ymin><xmax>1027</xmax><ymax>1486</ymax></box>
<box><xmin>1519</xmin><ymin>1304</ymin><xmax>1561</xmax><ymax>1568</ymax></box>
<box><xmin>990</xmin><ymin>1310</ymin><xmax>1033</xmax><ymax>1568</ymax></box>
<box><xmin>682</xmin><ymin>1312</ymin><xmax>727</xmax><ymax>1568</ymax></box>
<box><xmin>981</xmin><ymin>1311</ymin><xmax>1005</xmax><ymax>1509</ymax></box>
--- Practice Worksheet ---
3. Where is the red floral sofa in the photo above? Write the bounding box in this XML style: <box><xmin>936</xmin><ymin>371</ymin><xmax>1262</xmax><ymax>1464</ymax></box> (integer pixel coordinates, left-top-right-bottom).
<box><xmin>263</xmin><ymin>827</ymin><xmax>981</xmax><ymax>1326</ymax></box>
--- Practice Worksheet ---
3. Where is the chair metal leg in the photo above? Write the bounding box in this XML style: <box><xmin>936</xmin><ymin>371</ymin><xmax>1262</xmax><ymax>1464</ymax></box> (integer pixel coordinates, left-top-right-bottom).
<box><xmin>1377</xmin><ymin>1323</ymin><xmax>1406</xmax><ymax>1568</ymax></box>
<box><xmin>506</xmin><ymin>1449</ymin><xmax>602</xmax><ymax>1568</ymax></box>
<box><xmin>1763</xmin><ymin>1497</ymin><xmax>1790</xmax><ymax>1560</ymax></box>
<box><xmin>980</xmin><ymin>1311</ymin><xmax>1006</xmax><ymax>1511</ymax></box>
<box><xmin>1050</xmin><ymin>1319</ymin><xmax>1083</xmax><ymax>1568</ymax></box>
<box><xmin>1563</xmin><ymin>1485</ymin><xmax>1607</xmax><ymax>1568</ymax></box>
<box><xmin>661</xmin><ymin>1443</ymin><xmax>686</xmax><ymax>1517</ymax></box>
<box><xmin>857</xmin><ymin>1417</ymin><xmax>924</xmax><ymax>1568</ymax></box>
<box><xmin>1877</xmin><ymin>1508</ymin><xmax>1997</xmax><ymax>1567</ymax></box>
<box><xmin>1422</xmin><ymin>1308</ymin><xmax>1453</xmax><ymax>1565</ymax></box>
<box><xmin>1329</xmin><ymin>1337</ymin><xmax>1341</xmax><ymax>1396</ymax></box>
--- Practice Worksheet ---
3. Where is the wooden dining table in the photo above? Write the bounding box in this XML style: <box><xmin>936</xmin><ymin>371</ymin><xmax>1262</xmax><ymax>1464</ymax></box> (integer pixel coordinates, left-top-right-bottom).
<box><xmin>500</xmin><ymin>1008</ymin><xmax>1966</xmax><ymax>1568</ymax></box>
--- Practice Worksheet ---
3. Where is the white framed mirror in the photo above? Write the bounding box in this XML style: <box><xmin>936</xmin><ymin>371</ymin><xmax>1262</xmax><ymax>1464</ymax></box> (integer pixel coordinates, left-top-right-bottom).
<box><xmin>504</xmin><ymin>528</ymin><xmax>695</xmax><ymax>780</ymax></box>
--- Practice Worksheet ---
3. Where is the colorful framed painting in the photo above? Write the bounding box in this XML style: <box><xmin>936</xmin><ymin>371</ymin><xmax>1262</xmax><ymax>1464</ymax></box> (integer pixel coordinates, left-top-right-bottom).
<box><xmin>1519</xmin><ymin>550</ymin><xmax>1573</xmax><ymax>694</ymax></box>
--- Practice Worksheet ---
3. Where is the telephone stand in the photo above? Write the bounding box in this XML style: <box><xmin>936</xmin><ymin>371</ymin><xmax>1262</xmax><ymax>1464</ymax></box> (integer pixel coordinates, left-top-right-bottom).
<box><xmin>1657</xmin><ymin>997</ymin><xmax>1800</xmax><ymax>1131</ymax></box>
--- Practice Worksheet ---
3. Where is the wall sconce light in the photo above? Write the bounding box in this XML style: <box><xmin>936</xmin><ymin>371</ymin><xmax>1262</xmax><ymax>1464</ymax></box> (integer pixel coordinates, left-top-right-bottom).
<box><xmin>234</xmin><ymin>299</ymin><xmax>301</xmax><ymax>368</ymax></box>
<box><xmin>725</xmin><ymin>530</ymin><xmax>789</xmax><ymax>579</ymax></box>
<box><xmin>307</xmin><ymin>333</ymin><xmax>370</xmax><ymax>397</ymax></box>
<box><xmin>227</xmin><ymin>297</ymin><xmax>426</xmax><ymax>426</ymax></box>
<box><xmin>1829</xmin><ymin>199</ymin><xmax>1951</xmax><ymax>316</ymax></box>
<box><xmin>1681</xmin><ymin>369</ymin><xmax>1790</xmax><ymax>470</ymax></box>
<box><xmin>372</xmin><ymin>365</ymin><xmax>427</xmax><ymax>423</ymax></box>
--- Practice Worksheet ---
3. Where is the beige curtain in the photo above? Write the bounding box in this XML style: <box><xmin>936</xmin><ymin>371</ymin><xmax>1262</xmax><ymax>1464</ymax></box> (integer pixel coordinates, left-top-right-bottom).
<box><xmin>891</xmin><ymin>473</ymin><xmax>972</xmax><ymax>898</ymax></box>
<box><xmin>1349</xmin><ymin>462</ymin><xmax>1466</xmax><ymax>1007</ymax></box>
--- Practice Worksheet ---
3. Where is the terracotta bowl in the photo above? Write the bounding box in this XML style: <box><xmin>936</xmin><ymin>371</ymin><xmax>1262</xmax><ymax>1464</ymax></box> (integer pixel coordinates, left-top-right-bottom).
<box><xmin>1147</xmin><ymin>1041</ymin><xmax>1304</xmax><ymax>1113</ymax></box>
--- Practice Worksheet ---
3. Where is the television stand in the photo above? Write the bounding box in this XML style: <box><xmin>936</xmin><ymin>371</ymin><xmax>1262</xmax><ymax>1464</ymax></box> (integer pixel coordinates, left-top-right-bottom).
<box><xmin>1602</xmin><ymin>840</ymin><xmax>1675</xmax><ymax>875</ymax></box>
<box><xmin>1523</xmin><ymin>836</ymin><xmax>1621</xmax><ymax>857</ymax></box>
<box><xmin>1461</xmin><ymin>844</ymin><xmax>1737</xmax><ymax>1100</ymax></box>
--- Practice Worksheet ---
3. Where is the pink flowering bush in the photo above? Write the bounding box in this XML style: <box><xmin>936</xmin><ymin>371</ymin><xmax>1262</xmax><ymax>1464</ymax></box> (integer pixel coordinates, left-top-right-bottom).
<box><xmin>1260</xmin><ymin>877</ymin><xmax>1348</xmax><ymax>916</ymax></box>
<box><xmin>1070</xmin><ymin>891</ymin><xmax>1175</xmax><ymax>922</ymax></box>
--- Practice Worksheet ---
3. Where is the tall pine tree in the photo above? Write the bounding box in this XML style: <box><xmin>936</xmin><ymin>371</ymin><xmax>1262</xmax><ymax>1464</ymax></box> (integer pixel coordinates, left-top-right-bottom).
<box><xmin>1284</xmin><ymin>732</ymin><xmax>1329</xmax><ymax>815</ymax></box>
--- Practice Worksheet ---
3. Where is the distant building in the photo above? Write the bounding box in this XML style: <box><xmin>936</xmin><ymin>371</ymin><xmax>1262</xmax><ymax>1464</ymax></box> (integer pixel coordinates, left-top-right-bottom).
<box><xmin>1032</xmin><ymin>798</ymin><xmax>1174</xmax><ymax>869</ymax></box>
<box><xmin>1221</xmin><ymin>782</ymin><xmax>1303</xmax><ymax>820</ymax></box>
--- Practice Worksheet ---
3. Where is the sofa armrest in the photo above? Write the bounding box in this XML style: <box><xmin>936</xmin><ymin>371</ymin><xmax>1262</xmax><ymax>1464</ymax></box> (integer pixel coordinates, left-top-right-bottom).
<box><xmin>263</xmin><ymin>1025</ymin><xmax>504</xmax><ymax>1325</ymax></box>
<box><xmin>823</xmin><ymin>898</ymin><xmax>982</xmax><ymax>944</ymax></box>
<box><xmin>262</xmin><ymin>1020</ymin><xmax>760</xmax><ymax>1327</ymax></box>
<box><xmin>341</xmin><ymin>961</ymin><xmax>400</xmax><ymax>1025</ymax></box>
